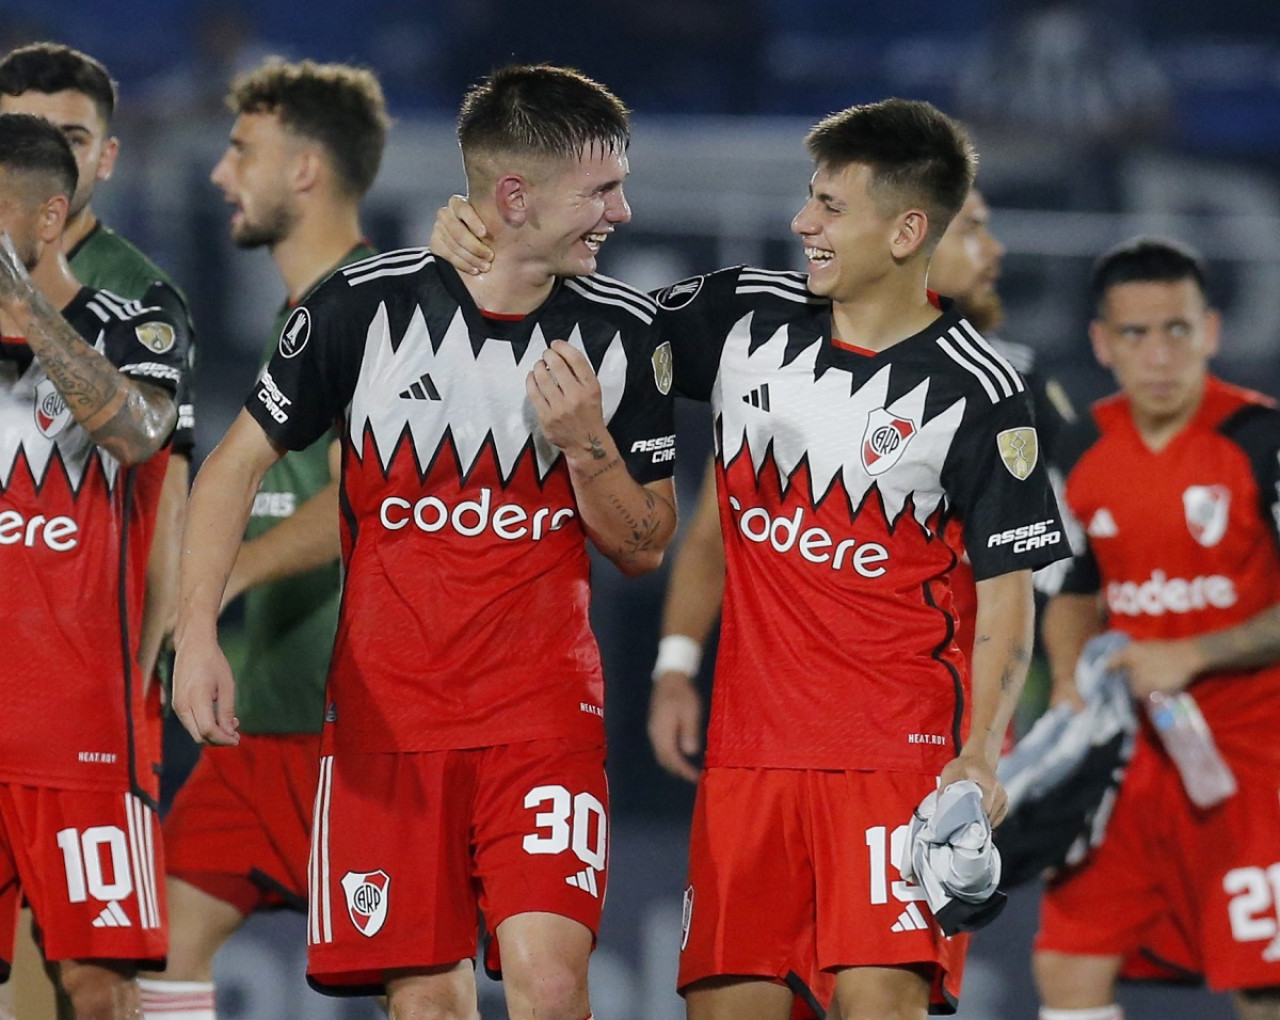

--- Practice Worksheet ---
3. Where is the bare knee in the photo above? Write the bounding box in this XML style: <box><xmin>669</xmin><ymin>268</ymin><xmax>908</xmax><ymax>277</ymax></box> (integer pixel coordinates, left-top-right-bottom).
<box><xmin>1233</xmin><ymin>985</ymin><xmax>1280</xmax><ymax>1020</ymax></box>
<box><xmin>1033</xmin><ymin>951</ymin><xmax>1122</xmax><ymax>1009</ymax></box>
<box><xmin>832</xmin><ymin>965</ymin><xmax>929</xmax><ymax>1020</ymax></box>
<box><xmin>385</xmin><ymin>961</ymin><xmax>478</xmax><ymax>1020</ymax></box>
<box><xmin>496</xmin><ymin>914</ymin><xmax>591</xmax><ymax>1020</ymax></box>
<box><xmin>56</xmin><ymin>960</ymin><xmax>139</xmax><ymax>1020</ymax></box>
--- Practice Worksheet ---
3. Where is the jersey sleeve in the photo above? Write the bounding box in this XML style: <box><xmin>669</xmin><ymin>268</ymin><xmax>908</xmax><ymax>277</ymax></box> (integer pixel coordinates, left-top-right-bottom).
<box><xmin>144</xmin><ymin>280</ymin><xmax>196</xmax><ymax>457</ymax></box>
<box><xmin>944</xmin><ymin>390</ymin><xmax>1071</xmax><ymax>580</ymax></box>
<box><xmin>102</xmin><ymin>285</ymin><xmax>190</xmax><ymax>399</ymax></box>
<box><xmin>606</xmin><ymin>324</ymin><xmax>677</xmax><ymax>485</ymax></box>
<box><xmin>652</xmin><ymin>268</ymin><xmax>742</xmax><ymax>402</ymax></box>
<box><xmin>244</xmin><ymin>273</ymin><xmax>365</xmax><ymax>452</ymax></box>
<box><xmin>1220</xmin><ymin>402</ymin><xmax>1280</xmax><ymax>554</ymax></box>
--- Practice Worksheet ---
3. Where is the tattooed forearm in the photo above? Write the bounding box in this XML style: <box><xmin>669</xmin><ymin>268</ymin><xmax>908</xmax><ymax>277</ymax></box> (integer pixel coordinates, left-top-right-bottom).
<box><xmin>582</xmin><ymin>434</ymin><xmax>608</xmax><ymax>461</ymax></box>
<box><xmin>582</xmin><ymin>456</ymin><xmax>622</xmax><ymax>482</ymax></box>
<box><xmin>607</xmin><ymin>488</ymin><xmax>668</xmax><ymax>561</ymax></box>
<box><xmin>21</xmin><ymin>291</ymin><xmax>175</xmax><ymax>465</ymax></box>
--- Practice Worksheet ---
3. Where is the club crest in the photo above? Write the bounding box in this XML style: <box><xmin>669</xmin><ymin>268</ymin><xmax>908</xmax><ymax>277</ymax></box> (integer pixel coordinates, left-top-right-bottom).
<box><xmin>34</xmin><ymin>378</ymin><xmax>72</xmax><ymax>438</ymax></box>
<box><xmin>997</xmin><ymin>428</ymin><xmax>1039</xmax><ymax>480</ymax></box>
<box><xmin>341</xmin><ymin>869</ymin><xmax>390</xmax><ymax>937</ymax></box>
<box><xmin>861</xmin><ymin>408</ymin><xmax>917</xmax><ymax>476</ymax></box>
<box><xmin>1183</xmin><ymin>484</ymin><xmax>1230</xmax><ymax>548</ymax></box>
<box><xmin>651</xmin><ymin>341</ymin><xmax>673</xmax><ymax>395</ymax></box>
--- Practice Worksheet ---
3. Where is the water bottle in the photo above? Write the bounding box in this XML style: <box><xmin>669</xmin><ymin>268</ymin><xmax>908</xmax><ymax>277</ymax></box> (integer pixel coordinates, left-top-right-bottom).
<box><xmin>1145</xmin><ymin>691</ymin><xmax>1238</xmax><ymax>808</ymax></box>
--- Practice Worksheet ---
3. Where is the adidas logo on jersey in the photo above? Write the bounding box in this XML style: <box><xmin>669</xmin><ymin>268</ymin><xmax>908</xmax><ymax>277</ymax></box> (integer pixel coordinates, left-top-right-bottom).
<box><xmin>399</xmin><ymin>373</ymin><xmax>441</xmax><ymax>401</ymax></box>
<box><xmin>742</xmin><ymin>384</ymin><xmax>771</xmax><ymax>411</ymax></box>
<box><xmin>91</xmin><ymin>902</ymin><xmax>131</xmax><ymax>928</ymax></box>
<box><xmin>1086</xmin><ymin>508</ymin><xmax>1118</xmax><ymax>538</ymax></box>
<box><xmin>891</xmin><ymin>903</ymin><xmax>929</xmax><ymax>933</ymax></box>
<box><xmin>565</xmin><ymin>867</ymin><xmax>600</xmax><ymax>898</ymax></box>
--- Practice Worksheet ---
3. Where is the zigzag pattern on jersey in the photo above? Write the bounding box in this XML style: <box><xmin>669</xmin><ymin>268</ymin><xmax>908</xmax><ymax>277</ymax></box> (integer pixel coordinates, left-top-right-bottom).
<box><xmin>715</xmin><ymin>312</ymin><xmax>966</xmax><ymax>529</ymax></box>
<box><xmin>348</xmin><ymin>301</ymin><xmax>627</xmax><ymax>485</ymax></box>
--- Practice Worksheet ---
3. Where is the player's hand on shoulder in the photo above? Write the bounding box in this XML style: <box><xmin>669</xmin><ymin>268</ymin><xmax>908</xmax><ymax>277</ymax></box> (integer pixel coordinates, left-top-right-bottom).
<box><xmin>939</xmin><ymin>753</ymin><xmax>1007</xmax><ymax>828</ymax></box>
<box><xmin>429</xmin><ymin>194</ymin><xmax>493</xmax><ymax>275</ymax></box>
<box><xmin>172</xmin><ymin>638</ymin><xmax>240</xmax><ymax>746</ymax></box>
<box><xmin>648</xmin><ymin>671</ymin><xmax>703</xmax><ymax>783</ymax></box>
<box><xmin>527</xmin><ymin>340</ymin><xmax>607</xmax><ymax>454</ymax></box>
<box><xmin>1108</xmin><ymin>638</ymin><xmax>1201</xmax><ymax>700</ymax></box>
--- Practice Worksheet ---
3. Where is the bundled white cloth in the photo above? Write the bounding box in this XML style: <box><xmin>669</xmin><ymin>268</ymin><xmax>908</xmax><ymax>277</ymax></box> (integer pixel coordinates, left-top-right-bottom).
<box><xmin>898</xmin><ymin>779</ymin><xmax>1006</xmax><ymax>936</ymax></box>
<box><xmin>994</xmin><ymin>631</ymin><xmax>1137</xmax><ymax>885</ymax></box>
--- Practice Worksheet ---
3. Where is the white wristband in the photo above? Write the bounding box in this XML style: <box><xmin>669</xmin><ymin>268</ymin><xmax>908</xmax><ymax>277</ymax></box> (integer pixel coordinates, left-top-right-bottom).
<box><xmin>652</xmin><ymin>634</ymin><xmax>702</xmax><ymax>682</ymax></box>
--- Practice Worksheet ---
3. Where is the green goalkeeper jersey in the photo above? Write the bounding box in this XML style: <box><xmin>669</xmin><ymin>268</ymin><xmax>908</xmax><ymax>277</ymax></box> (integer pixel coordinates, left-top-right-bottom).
<box><xmin>233</xmin><ymin>243</ymin><xmax>375</xmax><ymax>734</ymax></box>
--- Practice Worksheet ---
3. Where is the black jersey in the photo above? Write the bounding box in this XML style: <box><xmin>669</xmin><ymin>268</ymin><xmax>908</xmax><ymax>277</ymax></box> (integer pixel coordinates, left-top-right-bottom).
<box><xmin>655</xmin><ymin>266</ymin><xmax>1067</xmax><ymax>771</ymax></box>
<box><xmin>245</xmin><ymin>250</ymin><xmax>675</xmax><ymax>753</ymax></box>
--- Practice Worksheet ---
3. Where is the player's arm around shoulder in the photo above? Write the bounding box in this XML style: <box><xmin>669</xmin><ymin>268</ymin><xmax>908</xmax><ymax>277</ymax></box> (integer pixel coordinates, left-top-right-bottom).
<box><xmin>173</xmin><ymin>412</ymin><xmax>286</xmax><ymax>745</ymax></box>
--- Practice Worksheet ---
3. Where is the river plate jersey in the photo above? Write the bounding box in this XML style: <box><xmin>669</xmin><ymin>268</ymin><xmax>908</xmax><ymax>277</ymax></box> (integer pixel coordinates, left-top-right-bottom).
<box><xmin>0</xmin><ymin>288</ymin><xmax>188</xmax><ymax>798</ymax></box>
<box><xmin>655</xmin><ymin>267</ymin><xmax>1068</xmax><ymax>773</ymax></box>
<box><xmin>1053</xmin><ymin>376</ymin><xmax>1280</xmax><ymax>743</ymax></box>
<box><xmin>245</xmin><ymin>250</ymin><xmax>676</xmax><ymax>753</ymax></box>
<box><xmin>69</xmin><ymin>223</ymin><xmax>196</xmax><ymax>457</ymax></box>
<box><xmin>235</xmin><ymin>243</ymin><xmax>375</xmax><ymax>735</ymax></box>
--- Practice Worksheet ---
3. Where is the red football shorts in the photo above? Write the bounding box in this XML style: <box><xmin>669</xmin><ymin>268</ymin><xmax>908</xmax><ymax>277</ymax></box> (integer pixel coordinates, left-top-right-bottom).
<box><xmin>1038</xmin><ymin>728</ymin><xmax>1280</xmax><ymax>992</ymax></box>
<box><xmin>0</xmin><ymin>784</ymin><xmax>165</xmax><ymax>972</ymax></box>
<box><xmin>680</xmin><ymin>767</ymin><xmax>967</xmax><ymax>1015</ymax></box>
<box><xmin>306</xmin><ymin>740</ymin><xmax>608</xmax><ymax>994</ymax></box>
<box><xmin>163</xmin><ymin>733</ymin><xmax>320</xmax><ymax>915</ymax></box>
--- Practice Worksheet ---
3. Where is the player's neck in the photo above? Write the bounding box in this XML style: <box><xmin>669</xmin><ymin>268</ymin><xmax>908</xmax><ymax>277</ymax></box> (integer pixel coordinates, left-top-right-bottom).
<box><xmin>32</xmin><ymin>247</ymin><xmax>83</xmax><ymax>311</ymax></box>
<box><xmin>60</xmin><ymin>207</ymin><xmax>97</xmax><ymax>254</ymax></box>
<box><xmin>457</xmin><ymin>255</ymin><xmax>556</xmax><ymax>317</ymax></box>
<box><xmin>274</xmin><ymin>202</ymin><xmax>364</xmax><ymax>303</ymax></box>
<box><xmin>829</xmin><ymin>278</ymin><xmax>941</xmax><ymax>352</ymax></box>
<box><xmin>1129</xmin><ymin>387</ymin><xmax>1205</xmax><ymax>452</ymax></box>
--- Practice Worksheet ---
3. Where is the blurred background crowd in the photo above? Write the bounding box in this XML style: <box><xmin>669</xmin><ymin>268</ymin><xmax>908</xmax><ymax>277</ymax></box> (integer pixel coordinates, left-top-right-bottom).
<box><xmin>3</xmin><ymin>1</ymin><xmax>1279</xmax><ymax>1015</ymax></box>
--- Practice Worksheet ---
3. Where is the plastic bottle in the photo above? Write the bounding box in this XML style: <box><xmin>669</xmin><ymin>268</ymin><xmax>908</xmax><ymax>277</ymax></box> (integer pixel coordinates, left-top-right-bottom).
<box><xmin>1145</xmin><ymin>691</ymin><xmax>1238</xmax><ymax>808</ymax></box>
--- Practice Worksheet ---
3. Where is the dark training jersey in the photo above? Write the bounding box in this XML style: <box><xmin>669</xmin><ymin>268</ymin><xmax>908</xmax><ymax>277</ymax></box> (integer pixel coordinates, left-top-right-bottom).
<box><xmin>0</xmin><ymin>288</ymin><xmax>189</xmax><ymax>798</ymax></box>
<box><xmin>245</xmin><ymin>250</ymin><xmax>676</xmax><ymax>753</ymax></box>
<box><xmin>69</xmin><ymin>223</ymin><xmax>196</xmax><ymax>457</ymax></box>
<box><xmin>656</xmin><ymin>267</ymin><xmax>1067</xmax><ymax>773</ymax></box>
<box><xmin>234</xmin><ymin>243</ymin><xmax>375</xmax><ymax>735</ymax></box>
<box><xmin>1052</xmin><ymin>377</ymin><xmax>1280</xmax><ymax>745</ymax></box>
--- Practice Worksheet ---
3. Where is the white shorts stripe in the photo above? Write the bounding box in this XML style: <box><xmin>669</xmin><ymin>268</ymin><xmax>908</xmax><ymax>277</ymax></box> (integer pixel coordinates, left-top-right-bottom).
<box><xmin>124</xmin><ymin>795</ymin><xmax>160</xmax><ymax>929</ymax></box>
<box><xmin>309</xmin><ymin>756</ymin><xmax>334</xmax><ymax>944</ymax></box>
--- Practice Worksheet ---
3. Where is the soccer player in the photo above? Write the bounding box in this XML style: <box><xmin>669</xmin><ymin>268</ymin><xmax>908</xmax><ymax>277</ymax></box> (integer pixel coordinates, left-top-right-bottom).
<box><xmin>172</xmin><ymin>65</ymin><xmax>676</xmax><ymax>1019</ymax></box>
<box><xmin>0</xmin><ymin>112</ymin><xmax>187</xmax><ymax>1019</ymax></box>
<box><xmin>1035</xmin><ymin>238</ymin><xmax>1280</xmax><ymax>1020</ymax></box>
<box><xmin>0</xmin><ymin>42</ymin><xmax>198</xmax><ymax>682</ymax></box>
<box><xmin>135</xmin><ymin>59</ymin><xmax>388</xmax><ymax>1020</ymax></box>
<box><xmin>647</xmin><ymin>186</ymin><xmax>1077</xmax><ymax>779</ymax></box>
<box><xmin>431</xmin><ymin>96</ymin><xmax>1066</xmax><ymax>1019</ymax></box>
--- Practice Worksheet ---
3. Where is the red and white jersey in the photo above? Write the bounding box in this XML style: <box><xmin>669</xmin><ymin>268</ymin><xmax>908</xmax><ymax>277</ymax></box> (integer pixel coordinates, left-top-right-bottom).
<box><xmin>656</xmin><ymin>268</ymin><xmax>1066</xmax><ymax>772</ymax></box>
<box><xmin>0</xmin><ymin>288</ymin><xmax>187</xmax><ymax>798</ymax></box>
<box><xmin>246</xmin><ymin>251</ymin><xmax>676</xmax><ymax>754</ymax></box>
<box><xmin>1053</xmin><ymin>376</ymin><xmax>1280</xmax><ymax>746</ymax></box>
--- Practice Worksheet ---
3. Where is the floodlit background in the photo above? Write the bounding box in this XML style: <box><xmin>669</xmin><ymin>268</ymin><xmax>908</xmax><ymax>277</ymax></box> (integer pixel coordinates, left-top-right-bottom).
<box><xmin>7</xmin><ymin>0</ymin><xmax>1279</xmax><ymax>1014</ymax></box>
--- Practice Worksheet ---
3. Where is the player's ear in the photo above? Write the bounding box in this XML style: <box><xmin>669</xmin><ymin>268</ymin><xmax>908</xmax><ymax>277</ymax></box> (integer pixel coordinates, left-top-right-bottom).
<box><xmin>292</xmin><ymin>148</ymin><xmax>323</xmax><ymax>195</ymax></box>
<box><xmin>96</xmin><ymin>135</ymin><xmax>119</xmax><ymax>183</ymax></box>
<box><xmin>1088</xmin><ymin>319</ymin><xmax>1113</xmax><ymax>368</ymax></box>
<box><xmin>890</xmin><ymin>209</ymin><xmax>929</xmax><ymax>260</ymax></box>
<box><xmin>1202</xmin><ymin>307</ymin><xmax>1222</xmax><ymax>358</ymax></box>
<box><xmin>38</xmin><ymin>193</ymin><xmax>69</xmax><ymax>243</ymax></box>
<box><xmin>494</xmin><ymin>173</ymin><xmax>530</xmax><ymax>226</ymax></box>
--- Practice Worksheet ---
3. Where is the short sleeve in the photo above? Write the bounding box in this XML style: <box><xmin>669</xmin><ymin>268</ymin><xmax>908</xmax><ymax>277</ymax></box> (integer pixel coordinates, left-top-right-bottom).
<box><xmin>652</xmin><ymin>269</ymin><xmax>740</xmax><ymax>402</ymax></box>
<box><xmin>244</xmin><ymin>274</ymin><xmax>366</xmax><ymax>452</ymax></box>
<box><xmin>102</xmin><ymin>285</ymin><xmax>190</xmax><ymax>399</ymax></box>
<box><xmin>607</xmin><ymin>327</ymin><xmax>676</xmax><ymax>485</ymax></box>
<box><xmin>945</xmin><ymin>391</ymin><xmax>1071</xmax><ymax>580</ymax></box>
<box><xmin>1220</xmin><ymin>402</ymin><xmax>1280</xmax><ymax>555</ymax></box>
